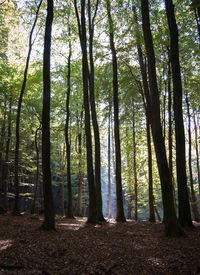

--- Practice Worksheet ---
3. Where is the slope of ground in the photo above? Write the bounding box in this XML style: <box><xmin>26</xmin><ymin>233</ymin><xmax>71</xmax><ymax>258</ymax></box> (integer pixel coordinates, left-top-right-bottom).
<box><xmin>0</xmin><ymin>214</ymin><xmax>200</xmax><ymax>274</ymax></box>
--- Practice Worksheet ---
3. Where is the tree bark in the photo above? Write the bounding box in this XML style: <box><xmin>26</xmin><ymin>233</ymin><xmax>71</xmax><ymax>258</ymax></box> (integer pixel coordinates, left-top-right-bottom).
<box><xmin>41</xmin><ymin>0</ymin><xmax>55</xmax><ymax>230</ymax></box>
<box><xmin>132</xmin><ymin>101</ymin><xmax>138</xmax><ymax>221</ymax></box>
<box><xmin>164</xmin><ymin>0</ymin><xmax>193</xmax><ymax>227</ymax></box>
<box><xmin>195</xmin><ymin>7</ymin><xmax>200</xmax><ymax>46</ymax></box>
<box><xmin>3</xmin><ymin>98</ymin><xmax>12</xmax><ymax>212</ymax></box>
<box><xmin>108</xmin><ymin>104</ymin><xmax>112</xmax><ymax>218</ymax></box>
<box><xmin>65</xmin><ymin>31</ymin><xmax>74</xmax><ymax>219</ymax></box>
<box><xmin>141</xmin><ymin>0</ymin><xmax>184</xmax><ymax>237</ymax></box>
<box><xmin>13</xmin><ymin>0</ymin><xmax>43</xmax><ymax>215</ymax></box>
<box><xmin>30</xmin><ymin>126</ymin><xmax>41</xmax><ymax>214</ymax></box>
<box><xmin>0</xmin><ymin>112</ymin><xmax>6</xmax><ymax>179</ymax></box>
<box><xmin>88</xmin><ymin>0</ymin><xmax>105</xmax><ymax>222</ymax></box>
<box><xmin>77</xmin><ymin>110</ymin><xmax>84</xmax><ymax>217</ymax></box>
<box><xmin>106</xmin><ymin>0</ymin><xmax>126</xmax><ymax>222</ymax></box>
<box><xmin>132</xmin><ymin>3</ymin><xmax>155</xmax><ymax>222</ymax></box>
<box><xmin>74</xmin><ymin>0</ymin><xmax>98</xmax><ymax>223</ymax></box>
<box><xmin>193</xmin><ymin>114</ymin><xmax>200</xmax><ymax>195</ymax></box>
<box><xmin>185</xmin><ymin>94</ymin><xmax>200</xmax><ymax>222</ymax></box>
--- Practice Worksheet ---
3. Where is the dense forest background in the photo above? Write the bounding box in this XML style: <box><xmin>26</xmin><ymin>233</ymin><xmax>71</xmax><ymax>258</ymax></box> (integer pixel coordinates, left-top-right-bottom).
<box><xmin>0</xmin><ymin>0</ymin><xmax>200</xmax><ymax>236</ymax></box>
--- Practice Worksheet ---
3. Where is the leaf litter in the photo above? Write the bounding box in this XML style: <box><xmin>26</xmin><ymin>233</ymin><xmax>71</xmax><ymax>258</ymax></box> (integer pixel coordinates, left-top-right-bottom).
<box><xmin>0</xmin><ymin>214</ymin><xmax>200</xmax><ymax>274</ymax></box>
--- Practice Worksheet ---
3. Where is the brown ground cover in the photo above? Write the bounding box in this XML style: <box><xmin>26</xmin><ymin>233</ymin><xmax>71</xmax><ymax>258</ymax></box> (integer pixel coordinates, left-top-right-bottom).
<box><xmin>0</xmin><ymin>214</ymin><xmax>200</xmax><ymax>274</ymax></box>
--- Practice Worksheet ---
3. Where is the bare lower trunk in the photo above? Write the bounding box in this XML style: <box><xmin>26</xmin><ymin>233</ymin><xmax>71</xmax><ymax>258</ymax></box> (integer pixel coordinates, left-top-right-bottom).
<box><xmin>88</xmin><ymin>0</ymin><xmax>104</xmax><ymax>222</ymax></box>
<box><xmin>106</xmin><ymin>0</ymin><xmax>125</xmax><ymax>222</ymax></box>
<box><xmin>41</xmin><ymin>0</ymin><xmax>55</xmax><ymax>230</ymax></box>
<box><xmin>65</xmin><ymin>28</ymin><xmax>74</xmax><ymax>219</ymax></box>
<box><xmin>74</xmin><ymin>0</ymin><xmax>97</xmax><ymax>223</ymax></box>
<box><xmin>77</xmin><ymin>111</ymin><xmax>84</xmax><ymax>217</ymax></box>
<box><xmin>3</xmin><ymin>99</ymin><xmax>12</xmax><ymax>211</ymax></box>
<box><xmin>142</xmin><ymin>0</ymin><xmax>184</xmax><ymax>236</ymax></box>
<box><xmin>14</xmin><ymin>0</ymin><xmax>43</xmax><ymax>215</ymax></box>
<box><xmin>132</xmin><ymin>102</ymin><xmax>138</xmax><ymax>221</ymax></box>
<box><xmin>108</xmin><ymin>106</ymin><xmax>112</xmax><ymax>218</ymax></box>
<box><xmin>31</xmin><ymin>126</ymin><xmax>41</xmax><ymax>214</ymax></box>
<box><xmin>193</xmin><ymin>114</ymin><xmax>200</xmax><ymax>195</ymax></box>
<box><xmin>185</xmin><ymin>94</ymin><xmax>200</xmax><ymax>222</ymax></box>
<box><xmin>165</xmin><ymin>0</ymin><xmax>192</xmax><ymax>227</ymax></box>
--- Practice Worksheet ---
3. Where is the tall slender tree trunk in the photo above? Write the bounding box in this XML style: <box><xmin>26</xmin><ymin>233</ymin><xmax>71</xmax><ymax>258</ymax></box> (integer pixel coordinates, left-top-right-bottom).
<box><xmin>141</xmin><ymin>0</ymin><xmax>184</xmax><ymax>237</ymax></box>
<box><xmin>132</xmin><ymin>101</ymin><xmax>138</xmax><ymax>221</ymax></box>
<box><xmin>65</xmin><ymin>27</ymin><xmax>74</xmax><ymax>219</ymax></box>
<box><xmin>164</xmin><ymin>0</ymin><xmax>193</xmax><ymax>227</ymax></box>
<box><xmin>195</xmin><ymin>7</ymin><xmax>200</xmax><ymax>45</ymax></box>
<box><xmin>193</xmin><ymin>114</ymin><xmax>200</xmax><ymax>195</ymax></box>
<box><xmin>153</xmin><ymin>196</ymin><xmax>161</xmax><ymax>222</ymax></box>
<box><xmin>146</xmin><ymin>116</ymin><xmax>155</xmax><ymax>222</ymax></box>
<box><xmin>185</xmin><ymin>94</ymin><xmax>200</xmax><ymax>222</ymax></box>
<box><xmin>126</xmin><ymin>126</ymin><xmax>132</xmax><ymax>220</ymax></box>
<box><xmin>162</xmin><ymin>85</ymin><xmax>167</xmax><ymax>139</ymax></box>
<box><xmin>77</xmin><ymin>110</ymin><xmax>84</xmax><ymax>217</ymax></box>
<box><xmin>74</xmin><ymin>0</ymin><xmax>97</xmax><ymax>223</ymax></box>
<box><xmin>88</xmin><ymin>0</ymin><xmax>104</xmax><ymax>222</ymax></box>
<box><xmin>132</xmin><ymin>3</ymin><xmax>155</xmax><ymax>222</ymax></box>
<box><xmin>106</xmin><ymin>0</ymin><xmax>125</xmax><ymax>222</ymax></box>
<box><xmin>167</xmin><ymin>56</ymin><xmax>177</xmax><ymax>213</ymax></box>
<box><xmin>31</xmin><ymin>126</ymin><xmax>41</xmax><ymax>214</ymax></box>
<box><xmin>108</xmin><ymin>104</ymin><xmax>112</xmax><ymax>218</ymax></box>
<box><xmin>3</xmin><ymin>98</ymin><xmax>12</xmax><ymax>211</ymax></box>
<box><xmin>41</xmin><ymin>0</ymin><xmax>55</xmax><ymax>230</ymax></box>
<box><xmin>13</xmin><ymin>0</ymin><xmax>43</xmax><ymax>215</ymax></box>
<box><xmin>0</xmin><ymin>112</ymin><xmax>6</xmax><ymax>178</ymax></box>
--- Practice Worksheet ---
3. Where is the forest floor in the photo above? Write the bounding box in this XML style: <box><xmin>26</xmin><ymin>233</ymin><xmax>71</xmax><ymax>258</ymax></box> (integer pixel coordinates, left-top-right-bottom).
<box><xmin>0</xmin><ymin>214</ymin><xmax>200</xmax><ymax>274</ymax></box>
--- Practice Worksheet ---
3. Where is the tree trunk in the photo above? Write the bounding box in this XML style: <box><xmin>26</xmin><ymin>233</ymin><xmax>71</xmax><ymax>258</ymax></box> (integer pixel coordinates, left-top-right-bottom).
<box><xmin>125</xmin><ymin>126</ymin><xmax>132</xmax><ymax>220</ymax></box>
<box><xmin>185</xmin><ymin>94</ymin><xmax>200</xmax><ymax>222</ymax></box>
<box><xmin>106</xmin><ymin>0</ymin><xmax>126</xmax><ymax>222</ymax></box>
<box><xmin>162</xmin><ymin>85</ymin><xmax>167</xmax><ymax>139</ymax></box>
<box><xmin>153</xmin><ymin>196</ymin><xmax>161</xmax><ymax>222</ymax></box>
<box><xmin>132</xmin><ymin>3</ymin><xmax>155</xmax><ymax>223</ymax></box>
<box><xmin>31</xmin><ymin>126</ymin><xmax>41</xmax><ymax>214</ymax></box>
<box><xmin>65</xmin><ymin>27</ymin><xmax>74</xmax><ymax>219</ymax></box>
<box><xmin>3</xmin><ymin>98</ymin><xmax>12</xmax><ymax>212</ymax></box>
<box><xmin>146</xmin><ymin>117</ymin><xmax>155</xmax><ymax>222</ymax></box>
<box><xmin>167</xmin><ymin>56</ymin><xmax>177</xmax><ymax>213</ymax></box>
<box><xmin>0</xmin><ymin>112</ymin><xmax>6</xmax><ymax>180</ymax></box>
<box><xmin>132</xmin><ymin>101</ymin><xmax>138</xmax><ymax>221</ymax></box>
<box><xmin>193</xmin><ymin>114</ymin><xmax>200</xmax><ymax>195</ymax></box>
<box><xmin>108</xmin><ymin>104</ymin><xmax>112</xmax><ymax>218</ymax></box>
<box><xmin>77</xmin><ymin>110</ymin><xmax>84</xmax><ymax>217</ymax></box>
<box><xmin>164</xmin><ymin>0</ymin><xmax>193</xmax><ymax>227</ymax></box>
<box><xmin>13</xmin><ymin>0</ymin><xmax>43</xmax><ymax>215</ymax></box>
<box><xmin>88</xmin><ymin>0</ymin><xmax>104</xmax><ymax>222</ymax></box>
<box><xmin>195</xmin><ymin>7</ymin><xmax>200</xmax><ymax>46</ymax></box>
<box><xmin>41</xmin><ymin>0</ymin><xmax>55</xmax><ymax>230</ymax></box>
<box><xmin>141</xmin><ymin>0</ymin><xmax>184</xmax><ymax>237</ymax></box>
<box><xmin>74</xmin><ymin>0</ymin><xmax>98</xmax><ymax>223</ymax></box>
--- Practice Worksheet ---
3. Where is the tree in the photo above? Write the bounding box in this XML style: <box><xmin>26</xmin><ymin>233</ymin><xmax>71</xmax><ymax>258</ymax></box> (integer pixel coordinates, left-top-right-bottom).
<box><xmin>30</xmin><ymin>125</ymin><xmax>41</xmax><ymax>214</ymax></box>
<box><xmin>108</xmin><ymin>102</ymin><xmax>112</xmax><ymax>218</ymax></box>
<box><xmin>88</xmin><ymin>0</ymin><xmax>105</xmax><ymax>222</ymax></box>
<box><xmin>65</xmin><ymin>19</ymin><xmax>74</xmax><ymax>219</ymax></box>
<box><xmin>132</xmin><ymin>3</ymin><xmax>155</xmax><ymax>222</ymax></box>
<box><xmin>185</xmin><ymin>93</ymin><xmax>200</xmax><ymax>222</ymax></box>
<box><xmin>106</xmin><ymin>0</ymin><xmax>126</xmax><ymax>222</ymax></box>
<box><xmin>74</xmin><ymin>0</ymin><xmax>98</xmax><ymax>223</ymax></box>
<box><xmin>141</xmin><ymin>0</ymin><xmax>184</xmax><ymax>236</ymax></box>
<box><xmin>193</xmin><ymin>113</ymin><xmax>200</xmax><ymax>195</ymax></box>
<box><xmin>41</xmin><ymin>0</ymin><xmax>55</xmax><ymax>230</ymax></box>
<box><xmin>164</xmin><ymin>0</ymin><xmax>193</xmax><ymax>227</ymax></box>
<box><xmin>13</xmin><ymin>0</ymin><xmax>43</xmax><ymax>215</ymax></box>
<box><xmin>132</xmin><ymin>100</ymin><xmax>138</xmax><ymax>220</ymax></box>
<box><xmin>3</xmin><ymin>96</ymin><xmax>12</xmax><ymax>212</ymax></box>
